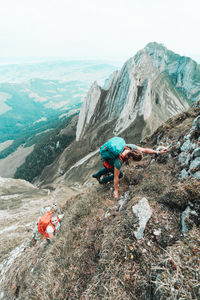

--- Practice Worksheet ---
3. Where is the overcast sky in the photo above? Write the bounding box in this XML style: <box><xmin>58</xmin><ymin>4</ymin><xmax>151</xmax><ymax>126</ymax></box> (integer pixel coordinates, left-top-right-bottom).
<box><xmin>0</xmin><ymin>0</ymin><xmax>199</xmax><ymax>63</ymax></box>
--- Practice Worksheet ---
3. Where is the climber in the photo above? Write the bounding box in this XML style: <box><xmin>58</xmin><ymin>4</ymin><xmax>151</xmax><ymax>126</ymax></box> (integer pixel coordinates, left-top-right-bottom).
<box><xmin>38</xmin><ymin>211</ymin><xmax>63</xmax><ymax>243</ymax></box>
<box><xmin>92</xmin><ymin>137</ymin><xmax>167</xmax><ymax>199</ymax></box>
<box><xmin>46</xmin><ymin>212</ymin><xmax>62</xmax><ymax>242</ymax></box>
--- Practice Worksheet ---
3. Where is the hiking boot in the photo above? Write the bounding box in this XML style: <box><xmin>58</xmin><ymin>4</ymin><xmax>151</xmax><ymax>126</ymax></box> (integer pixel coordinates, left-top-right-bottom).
<box><xmin>99</xmin><ymin>178</ymin><xmax>111</xmax><ymax>184</ymax></box>
<box><xmin>99</xmin><ymin>179</ymin><xmax>106</xmax><ymax>184</ymax></box>
<box><xmin>92</xmin><ymin>174</ymin><xmax>101</xmax><ymax>182</ymax></box>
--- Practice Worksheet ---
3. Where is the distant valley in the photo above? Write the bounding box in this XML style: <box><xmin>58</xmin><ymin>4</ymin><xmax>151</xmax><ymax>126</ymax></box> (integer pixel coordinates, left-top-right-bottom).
<box><xmin>0</xmin><ymin>60</ymin><xmax>117</xmax><ymax>179</ymax></box>
<box><xmin>0</xmin><ymin>60</ymin><xmax>117</xmax><ymax>142</ymax></box>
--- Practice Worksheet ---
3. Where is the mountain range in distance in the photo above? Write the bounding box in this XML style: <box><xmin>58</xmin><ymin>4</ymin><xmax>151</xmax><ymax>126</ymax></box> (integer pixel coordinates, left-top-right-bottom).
<box><xmin>0</xmin><ymin>60</ymin><xmax>117</xmax><ymax>144</ymax></box>
<box><xmin>0</xmin><ymin>59</ymin><xmax>118</xmax><ymax>84</ymax></box>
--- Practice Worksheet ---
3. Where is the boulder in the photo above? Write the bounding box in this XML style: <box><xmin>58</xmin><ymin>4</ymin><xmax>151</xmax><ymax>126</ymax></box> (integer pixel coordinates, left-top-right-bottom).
<box><xmin>192</xmin><ymin>147</ymin><xmax>200</xmax><ymax>158</ymax></box>
<box><xmin>132</xmin><ymin>197</ymin><xmax>152</xmax><ymax>240</ymax></box>
<box><xmin>189</xmin><ymin>157</ymin><xmax>200</xmax><ymax>173</ymax></box>
<box><xmin>179</xmin><ymin>169</ymin><xmax>189</xmax><ymax>180</ymax></box>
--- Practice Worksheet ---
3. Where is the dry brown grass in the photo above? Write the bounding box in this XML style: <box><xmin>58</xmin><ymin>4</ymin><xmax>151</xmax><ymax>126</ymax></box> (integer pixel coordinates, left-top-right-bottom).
<box><xmin>152</xmin><ymin>226</ymin><xmax>200</xmax><ymax>300</ymax></box>
<box><xmin>1</xmin><ymin>102</ymin><xmax>200</xmax><ymax>299</ymax></box>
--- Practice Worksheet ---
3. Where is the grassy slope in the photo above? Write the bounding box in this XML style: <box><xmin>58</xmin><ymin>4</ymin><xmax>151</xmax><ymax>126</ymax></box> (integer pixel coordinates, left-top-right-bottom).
<box><xmin>1</xmin><ymin>103</ymin><xmax>200</xmax><ymax>300</ymax></box>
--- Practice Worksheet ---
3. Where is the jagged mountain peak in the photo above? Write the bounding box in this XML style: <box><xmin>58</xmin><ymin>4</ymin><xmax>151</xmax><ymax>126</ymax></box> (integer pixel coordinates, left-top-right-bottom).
<box><xmin>144</xmin><ymin>41</ymin><xmax>195</xmax><ymax>63</ymax></box>
<box><xmin>76</xmin><ymin>44</ymin><xmax>198</xmax><ymax>143</ymax></box>
<box><xmin>144</xmin><ymin>41</ymin><xmax>169</xmax><ymax>53</ymax></box>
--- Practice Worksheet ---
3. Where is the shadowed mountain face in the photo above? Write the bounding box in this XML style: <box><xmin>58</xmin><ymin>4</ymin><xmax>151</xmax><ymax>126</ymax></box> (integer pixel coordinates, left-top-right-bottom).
<box><xmin>0</xmin><ymin>101</ymin><xmax>199</xmax><ymax>300</ymax></box>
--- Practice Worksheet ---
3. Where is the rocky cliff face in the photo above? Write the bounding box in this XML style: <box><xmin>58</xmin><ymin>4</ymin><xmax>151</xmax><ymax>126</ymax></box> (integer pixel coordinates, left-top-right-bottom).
<box><xmin>76</xmin><ymin>43</ymin><xmax>199</xmax><ymax>142</ymax></box>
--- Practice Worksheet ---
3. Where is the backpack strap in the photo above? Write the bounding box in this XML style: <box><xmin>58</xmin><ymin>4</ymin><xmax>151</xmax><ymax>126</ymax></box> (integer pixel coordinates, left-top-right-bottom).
<box><xmin>118</xmin><ymin>146</ymin><xmax>129</xmax><ymax>163</ymax></box>
<box><xmin>118</xmin><ymin>153</ymin><xmax>125</xmax><ymax>163</ymax></box>
<box><xmin>103</xmin><ymin>160</ymin><xmax>113</xmax><ymax>169</ymax></box>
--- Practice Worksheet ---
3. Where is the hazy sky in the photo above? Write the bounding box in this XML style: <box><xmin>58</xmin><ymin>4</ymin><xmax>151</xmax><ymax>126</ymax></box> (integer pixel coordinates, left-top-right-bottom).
<box><xmin>0</xmin><ymin>0</ymin><xmax>199</xmax><ymax>63</ymax></box>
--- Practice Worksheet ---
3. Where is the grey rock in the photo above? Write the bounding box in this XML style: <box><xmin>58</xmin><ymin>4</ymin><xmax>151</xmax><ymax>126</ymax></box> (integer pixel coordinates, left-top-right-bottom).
<box><xmin>191</xmin><ymin>143</ymin><xmax>197</xmax><ymax>150</ymax></box>
<box><xmin>190</xmin><ymin>115</ymin><xmax>200</xmax><ymax>132</ymax></box>
<box><xmin>132</xmin><ymin>197</ymin><xmax>152</xmax><ymax>240</ymax></box>
<box><xmin>181</xmin><ymin>206</ymin><xmax>198</xmax><ymax>233</ymax></box>
<box><xmin>181</xmin><ymin>206</ymin><xmax>192</xmax><ymax>233</ymax></box>
<box><xmin>189</xmin><ymin>157</ymin><xmax>200</xmax><ymax>173</ymax></box>
<box><xmin>181</xmin><ymin>140</ymin><xmax>192</xmax><ymax>152</ymax></box>
<box><xmin>192</xmin><ymin>147</ymin><xmax>200</xmax><ymax>158</ymax></box>
<box><xmin>118</xmin><ymin>191</ymin><xmax>130</xmax><ymax>211</ymax></box>
<box><xmin>178</xmin><ymin>152</ymin><xmax>188</xmax><ymax>165</ymax></box>
<box><xmin>185</xmin><ymin>153</ymin><xmax>191</xmax><ymax>166</ymax></box>
<box><xmin>156</xmin><ymin>146</ymin><xmax>170</xmax><ymax>164</ymax></box>
<box><xmin>179</xmin><ymin>169</ymin><xmax>189</xmax><ymax>180</ymax></box>
<box><xmin>191</xmin><ymin>171</ymin><xmax>200</xmax><ymax>180</ymax></box>
<box><xmin>183</xmin><ymin>134</ymin><xmax>191</xmax><ymax>140</ymax></box>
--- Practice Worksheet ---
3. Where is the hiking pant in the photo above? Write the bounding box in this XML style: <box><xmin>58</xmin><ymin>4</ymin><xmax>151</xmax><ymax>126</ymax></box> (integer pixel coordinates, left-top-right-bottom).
<box><xmin>93</xmin><ymin>167</ymin><xmax>123</xmax><ymax>184</ymax></box>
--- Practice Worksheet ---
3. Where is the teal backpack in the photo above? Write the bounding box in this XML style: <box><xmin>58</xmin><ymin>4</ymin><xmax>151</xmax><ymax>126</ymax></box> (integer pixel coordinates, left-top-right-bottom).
<box><xmin>100</xmin><ymin>137</ymin><xmax>126</xmax><ymax>160</ymax></box>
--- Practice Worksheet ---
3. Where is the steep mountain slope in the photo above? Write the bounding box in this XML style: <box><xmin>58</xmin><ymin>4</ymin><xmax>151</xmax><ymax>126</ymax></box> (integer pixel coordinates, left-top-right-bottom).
<box><xmin>36</xmin><ymin>43</ymin><xmax>200</xmax><ymax>187</ymax></box>
<box><xmin>0</xmin><ymin>112</ymin><xmax>78</xmax><ymax>182</ymax></box>
<box><xmin>14</xmin><ymin>113</ymin><xmax>78</xmax><ymax>182</ymax></box>
<box><xmin>0</xmin><ymin>101</ymin><xmax>199</xmax><ymax>300</ymax></box>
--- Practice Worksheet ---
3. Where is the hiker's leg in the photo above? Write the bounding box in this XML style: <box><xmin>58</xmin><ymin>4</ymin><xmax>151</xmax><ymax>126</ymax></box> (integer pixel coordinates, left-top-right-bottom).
<box><xmin>99</xmin><ymin>167</ymin><xmax>114</xmax><ymax>183</ymax></box>
<box><xmin>119</xmin><ymin>170</ymin><xmax>123</xmax><ymax>178</ymax></box>
<box><xmin>100</xmin><ymin>174</ymin><xmax>114</xmax><ymax>183</ymax></box>
<box><xmin>92</xmin><ymin>167</ymin><xmax>110</xmax><ymax>181</ymax></box>
<box><xmin>100</xmin><ymin>169</ymin><xmax>123</xmax><ymax>184</ymax></box>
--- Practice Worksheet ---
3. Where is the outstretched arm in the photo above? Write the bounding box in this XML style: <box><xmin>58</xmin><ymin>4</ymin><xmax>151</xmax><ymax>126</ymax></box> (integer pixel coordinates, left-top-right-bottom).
<box><xmin>136</xmin><ymin>146</ymin><xmax>167</xmax><ymax>155</ymax></box>
<box><xmin>113</xmin><ymin>168</ymin><xmax>120</xmax><ymax>198</ymax></box>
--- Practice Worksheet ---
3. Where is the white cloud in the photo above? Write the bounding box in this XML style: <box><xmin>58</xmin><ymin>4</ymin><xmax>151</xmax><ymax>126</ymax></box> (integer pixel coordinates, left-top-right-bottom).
<box><xmin>0</xmin><ymin>0</ymin><xmax>199</xmax><ymax>62</ymax></box>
